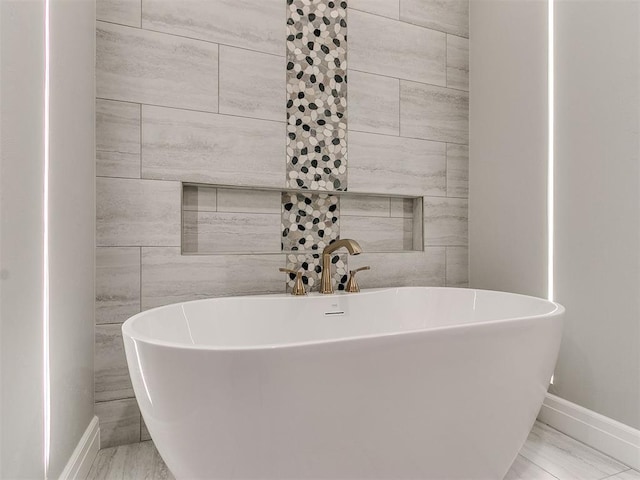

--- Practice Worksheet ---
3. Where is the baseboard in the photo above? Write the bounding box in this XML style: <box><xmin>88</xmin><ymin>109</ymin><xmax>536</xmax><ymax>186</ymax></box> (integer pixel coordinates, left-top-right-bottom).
<box><xmin>538</xmin><ymin>393</ymin><xmax>640</xmax><ymax>470</ymax></box>
<box><xmin>58</xmin><ymin>416</ymin><xmax>100</xmax><ymax>480</ymax></box>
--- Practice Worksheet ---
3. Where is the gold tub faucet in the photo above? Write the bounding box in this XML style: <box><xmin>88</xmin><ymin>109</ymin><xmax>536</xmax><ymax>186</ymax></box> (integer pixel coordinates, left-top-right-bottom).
<box><xmin>320</xmin><ymin>239</ymin><xmax>363</xmax><ymax>294</ymax></box>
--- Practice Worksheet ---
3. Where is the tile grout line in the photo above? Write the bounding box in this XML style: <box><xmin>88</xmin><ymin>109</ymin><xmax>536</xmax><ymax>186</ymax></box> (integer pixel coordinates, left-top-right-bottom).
<box><xmin>96</xmin><ymin>19</ymin><xmax>285</xmax><ymax>59</ymax></box>
<box><xmin>348</xmin><ymin>67</ymin><xmax>469</xmax><ymax>93</ymax></box>
<box><xmin>95</xmin><ymin>97</ymin><xmax>286</xmax><ymax>125</ymax></box>
<box><xmin>347</xmin><ymin>7</ymin><xmax>469</xmax><ymax>40</ymax></box>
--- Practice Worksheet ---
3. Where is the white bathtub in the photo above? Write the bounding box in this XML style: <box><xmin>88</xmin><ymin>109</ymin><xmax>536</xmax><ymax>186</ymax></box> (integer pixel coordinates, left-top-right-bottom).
<box><xmin>122</xmin><ymin>287</ymin><xmax>564</xmax><ymax>480</ymax></box>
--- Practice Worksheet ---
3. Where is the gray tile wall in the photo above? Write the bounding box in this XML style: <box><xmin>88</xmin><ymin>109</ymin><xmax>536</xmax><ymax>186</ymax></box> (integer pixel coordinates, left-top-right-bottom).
<box><xmin>95</xmin><ymin>0</ymin><xmax>468</xmax><ymax>447</ymax></box>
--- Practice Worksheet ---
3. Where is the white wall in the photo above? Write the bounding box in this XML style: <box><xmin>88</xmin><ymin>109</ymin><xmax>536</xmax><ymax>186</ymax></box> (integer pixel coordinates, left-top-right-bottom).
<box><xmin>0</xmin><ymin>1</ymin><xmax>46</xmax><ymax>478</ymax></box>
<box><xmin>471</xmin><ymin>0</ymin><xmax>640</xmax><ymax>432</ymax></box>
<box><xmin>553</xmin><ymin>0</ymin><xmax>640</xmax><ymax>430</ymax></box>
<box><xmin>1</xmin><ymin>0</ymin><xmax>96</xmax><ymax>477</ymax></box>
<box><xmin>48</xmin><ymin>0</ymin><xmax>96</xmax><ymax>476</ymax></box>
<box><xmin>469</xmin><ymin>0</ymin><xmax>549</xmax><ymax>298</ymax></box>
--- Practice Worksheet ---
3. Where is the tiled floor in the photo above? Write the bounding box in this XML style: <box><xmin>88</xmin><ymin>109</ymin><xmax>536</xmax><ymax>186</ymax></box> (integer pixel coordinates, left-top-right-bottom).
<box><xmin>87</xmin><ymin>421</ymin><xmax>639</xmax><ymax>480</ymax></box>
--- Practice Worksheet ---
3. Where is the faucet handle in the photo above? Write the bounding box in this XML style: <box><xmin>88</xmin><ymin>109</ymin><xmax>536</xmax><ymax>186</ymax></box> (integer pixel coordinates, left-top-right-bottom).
<box><xmin>279</xmin><ymin>268</ymin><xmax>307</xmax><ymax>296</ymax></box>
<box><xmin>346</xmin><ymin>266</ymin><xmax>370</xmax><ymax>293</ymax></box>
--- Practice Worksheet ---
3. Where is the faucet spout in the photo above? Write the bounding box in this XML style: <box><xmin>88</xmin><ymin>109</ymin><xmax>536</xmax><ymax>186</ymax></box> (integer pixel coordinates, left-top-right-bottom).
<box><xmin>320</xmin><ymin>239</ymin><xmax>362</xmax><ymax>294</ymax></box>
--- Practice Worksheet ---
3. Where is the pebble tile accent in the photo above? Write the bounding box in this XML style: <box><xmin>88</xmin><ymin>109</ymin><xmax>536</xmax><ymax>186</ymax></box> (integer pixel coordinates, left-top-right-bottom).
<box><xmin>286</xmin><ymin>0</ymin><xmax>348</xmax><ymax>191</ymax></box>
<box><xmin>281</xmin><ymin>192</ymin><xmax>340</xmax><ymax>252</ymax></box>
<box><xmin>286</xmin><ymin>253</ymin><xmax>348</xmax><ymax>292</ymax></box>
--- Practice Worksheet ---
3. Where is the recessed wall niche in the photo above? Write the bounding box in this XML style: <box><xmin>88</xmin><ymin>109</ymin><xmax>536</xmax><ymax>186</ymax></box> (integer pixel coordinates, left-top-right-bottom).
<box><xmin>182</xmin><ymin>183</ymin><xmax>423</xmax><ymax>256</ymax></box>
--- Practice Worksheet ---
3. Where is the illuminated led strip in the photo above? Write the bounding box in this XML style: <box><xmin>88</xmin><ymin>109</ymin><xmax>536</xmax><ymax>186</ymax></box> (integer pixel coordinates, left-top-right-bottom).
<box><xmin>43</xmin><ymin>0</ymin><xmax>51</xmax><ymax>475</ymax></box>
<box><xmin>548</xmin><ymin>0</ymin><xmax>555</xmax><ymax>302</ymax></box>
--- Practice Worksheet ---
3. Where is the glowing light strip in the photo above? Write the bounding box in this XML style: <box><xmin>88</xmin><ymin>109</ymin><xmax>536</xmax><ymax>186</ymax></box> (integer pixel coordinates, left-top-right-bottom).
<box><xmin>548</xmin><ymin>0</ymin><xmax>555</xmax><ymax>302</ymax></box>
<box><xmin>43</xmin><ymin>0</ymin><xmax>51</xmax><ymax>475</ymax></box>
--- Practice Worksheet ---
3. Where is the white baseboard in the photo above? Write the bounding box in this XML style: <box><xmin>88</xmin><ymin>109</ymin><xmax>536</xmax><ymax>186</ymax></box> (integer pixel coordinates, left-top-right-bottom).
<box><xmin>58</xmin><ymin>416</ymin><xmax>100</xmax><ymax>480</ymax></box>
<box><xmin>538</xmin><ymin>393</ymin><xmax>640</xmax><ymax>470</ymax></box>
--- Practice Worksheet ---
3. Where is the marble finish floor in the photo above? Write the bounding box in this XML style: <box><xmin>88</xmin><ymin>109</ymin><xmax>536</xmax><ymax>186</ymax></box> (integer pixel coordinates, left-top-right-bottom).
<box><xmin>87</xmin><ymin>421</ymin><xmax>639</xmax><ymax>480</ymax></box>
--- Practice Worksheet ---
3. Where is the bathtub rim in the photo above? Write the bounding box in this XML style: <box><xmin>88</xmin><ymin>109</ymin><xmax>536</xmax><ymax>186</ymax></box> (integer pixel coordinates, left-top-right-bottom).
<box><xmin>122</xmin><ymin>287</ymin><xmax>565</xmax><ymax>352</ymax></box>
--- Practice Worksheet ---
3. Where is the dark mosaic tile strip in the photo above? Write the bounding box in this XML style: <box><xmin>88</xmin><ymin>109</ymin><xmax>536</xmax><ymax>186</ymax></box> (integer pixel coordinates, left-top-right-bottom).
<box><xmin>286</xmin><ymin>0</ymin><xmax>348</xmax><ymax>191</ymax></box>
<box><xmin>286</xmin><ymin>252</ymin><xmax>348</xmax><ymax>292</ymax></box>
<box><xmin>281</xmin><ymin>192</ymin><xmax>339</xmax><ymax>252</ymax></box>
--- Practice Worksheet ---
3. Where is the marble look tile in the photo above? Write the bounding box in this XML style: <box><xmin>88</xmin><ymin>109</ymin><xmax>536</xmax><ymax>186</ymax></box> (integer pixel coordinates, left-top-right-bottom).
<box><xmin>400</xmin><ymin>80</ymin><xmax>469</xmax><ymax>144</ymax></box>
<box><xmin>349</xmin><ymin>9</ymin><xmax>446</xmax><ymax>85</ymax></box>
<box><xmin>96</xmin><ymin>0</ymin><xmax>141</xmax><ymax>28</ymax></box>
<box><xmin>182</xmin><ymin>185</ymin><xmax>217</xmax><ymax>212</ymax></box>
<box><xmin>183</xmin><ymin>211</ymin><xmax>281</xmax><ymax>254</ymax></box>
<box><xmin>520</xmin><ymin>422</ymin><xmax>628</xmax><ymax>480</ymax></box>
<box><xmin>424</xmin><ymin>197</ymin><xmax>468</xmax><ymax>246</ymax></box>
<box><xmin>349</xmin><ymin>131</ymin><xmax>446</xmax><ymax>196</ymax></box>
<box><xmin>219</xmin><ymin>46</ymin><xmax>284</xmax><ymax>122</ymax></box>
<box><xmin>400</xmin><ymin>0</ymin><xmax>469</xmax><ymax>38</ymax></box>
<box><xmin>447</xmin><ymin>35</ymin><xmax>469</xmax><ymax>91</ymax></box>
<box><xmin>341</xmin><ymin>216</ymin><xmax>413</xmax><ymax>252</ymax></box>
<box><xmin>140</xmin><ymin>417</ymin><xmax>151</xmax><ymax>442</ymax></box>
<box><xmin>142</xmin><ymin>0</ymin><xmax>284</xmax><ymax>56</ymax></box>
<box><xmin>446</xmin><ymin>246</ymin><xmax>468</xmax><ymax>287</ymax></box>
<box><xmin>96</xmin><ymin>247</ymin><xmax>140</xmax><ymax>325</ymax></box>
<box><xmin>86</xmin><ymin>441</ymin><xmax>174</xmax><ymax>480</ymax></box>
<box><xmin>141</xmin><ymin>248</ymin><xmax>285</xmax><ymax>309</ymax></box>
<box><xmin>96</xmin><ymin>178</ymin><xmax>181</xmax><ymax>247</ymax></box>
<box><xmin>95</xmin><ymin>398</ymin><xmax>141</xmax><ymax>448</ymax></box>
<box><xmin>504</xmin><ymin>455</ymin><xmax>557</xmax><ymax>480</ymax></box>
<box><xmin>216</xmin><ymin>188</ymin><xmax>281</xmax><ymax>214</ymax></box>
<box><xmin>348</xmin><ymin>70</ymin><xmax>400</xmax><ymax>136</ymax></box>
<box><xmin>349</xmin><ymin>249</ymin><xmax>446</xmax><ymax>288</ymax></box>
<box><xmin>96</xmin><ymin>100</ymin><xmax>141</xmax><ymax>179</ymax></box>
<box><xmin>142</xmin><ymin>105</ymin><xmax>285</xmax><ymax>188</ymax></box>
<box><xmin>390</xmin><ymin>198</ymin><xmax>414</xmax><ymax>218</ymax></box>
<box><xmin>96</xmin><ymin>22</ymin><xmax>218</xmax><ymax>112</ymax></box>
<box><xmin>349</xmin><ymin>0</ymin><xmax>399</xmax><ymax>19</ymax></box>
<box><xmin>341</xmin><ymin>195</ymin><xmax>390</xmax><ymax>217</ymax></box>
<box><xmin>608</xmin><ymin>470</ymin><xmax>640</xmax><ymax>480</ymax></box>
<box><xmin>446</xmin><ymin>144</ymin><xmax>469</xmax><ymax>198</ymax></box>
<box><xmin>95</xmin><ymin>325</ymin><xmax>133</xmax><ymax>403</ymax></box>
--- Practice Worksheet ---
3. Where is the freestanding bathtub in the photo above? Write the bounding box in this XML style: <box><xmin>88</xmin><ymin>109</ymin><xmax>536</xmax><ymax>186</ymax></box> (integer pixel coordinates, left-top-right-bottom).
<box><xmin>122</xmin><ymin>287</ymin><xmax>564</xmax><ymax>480</ymax></box>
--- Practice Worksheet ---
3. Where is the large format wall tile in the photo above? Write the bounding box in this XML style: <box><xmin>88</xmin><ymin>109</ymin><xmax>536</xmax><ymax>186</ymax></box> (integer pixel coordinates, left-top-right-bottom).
<box><xmin>341</xmin><ymin>216</ymin><xmax>412</xmax><ymax>252</ymax></box>
<box><xmin>446</xmin><ymin>246</ymin><xmax>468</xmax><ymax>287</ymax></box>
<box><xmin>349</xmin><ymin>0</ymin><xmax>399</xmax><ymax>19</ymax></box>
<box><xmin>95</xmin><ymin>398</ymin><xmax>141</xmax><ymax>448</ymax></box>
<box><xmin>400</xmin><ymin>0</ymin><xmax>469</xmax><ymax>38</ymax></box>
<box><xmin>349</xmin><ymin>131</ymin><xmax>446</xmax><ymax>196</ymax></box>
<box><xmin>400</xmin><ymin>81</ymin><xmax>469</xmax><ymax>144</ymax></box>
<box><xmin>446</xmin><ymin>34</ymin><xmax>469</xmax><ymax>91</ymax></box>
<box><xmin>341</xmin><ymin>195</ymin><xmax>390</xmax><ymax>217</ymax></box>
<box><xmin>348</xmin><ymin>70</ymin><xmax>400</xmax><ymax>135</ymax></box>
<box><xmin>349</xmin><ymin>9</ymin><xmax>446</xmax><ymax>86</ymax></box>
<box><xmin>96</xmin><ymin>22</ymin><xmax>218</xmax><ymax>112</ymax></box>
<box><xmin>216</xmin><ymin>189</ymin><xmax>281</xmax><ymax>214</ymax></box>
<box><xmin>141</xmin><ymin>248</ymin><xmax>285</xmax><ymax>309</ymax></box>
<box><xmin>219</xmin><ymin>46</ymin><xmax>285</xmax><ymax>122</ymax></box>
<box><xmin>349</xmin><ymin>249</ymin><xmax>446</xmax><ymax>288</ymax></box>
<box><xmin>96</xmin><ymin>99</ymin><xmax>140</xmax><ymax>178</ymax></box>
<box><xmin>424</xmin><ymin>197</ymin><xmax>468</xmax><ymax>246</ymax></box>
<box><xmin>183</xmin><ymin>211</ymin><xmax>281</xmax><ymax>254</ymax></box>
<box><xmin>96</xmin><ymin>247</ymin><xmax>140</xmax><ymax>325</ymax></box>
<box><xmin>96</xmin><ymin>178</ymin><xmax>181</xmax><ymax>246</ymax></box>
<box><xmin>142</xmin><ymin>106</ymin><xmax>285</xmax><ymax>187</ymax></box>
<box><xmin>446</xmin><ymin>144</ymin><xmax>469</xmax><ymax>198</ymax></box>
<box><xmin>96</xmin><ymin>0</ymin><xmax>141</xmax><ymax>28</ymax></box>
<box><xmin>95</xmin><ymin>325</ymin><xmax>133</xmax><ymax>403</ymax></box>
<box><xmin>183</xmin><ymin>185</ymin><xmax>217</xmax><ymax>212</ymax></box>
<box><xmin>141</xmin><ymin>0</ymin><xmax>284</xmax><ymax>56</ymax></box>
